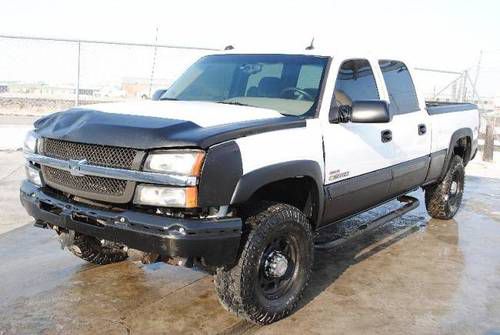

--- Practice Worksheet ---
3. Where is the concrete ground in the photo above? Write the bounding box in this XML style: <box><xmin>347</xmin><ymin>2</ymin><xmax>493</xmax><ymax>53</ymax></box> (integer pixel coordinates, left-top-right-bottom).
<box><xmin>1</xmin><ymin>150</ymin><xmax>500</xmax><ymax>334</ymax></box>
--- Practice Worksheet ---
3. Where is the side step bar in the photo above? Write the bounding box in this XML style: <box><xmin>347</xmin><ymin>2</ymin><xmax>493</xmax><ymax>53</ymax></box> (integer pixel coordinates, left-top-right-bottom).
<box><xmin>315</xmin><ymin>195</ymin><xmax>420</xmax><ymax>250</ymax></box>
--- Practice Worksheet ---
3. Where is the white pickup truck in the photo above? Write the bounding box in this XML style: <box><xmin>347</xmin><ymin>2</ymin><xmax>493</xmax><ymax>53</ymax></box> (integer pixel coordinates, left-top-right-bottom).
<box><xmin>21</xmin><ymin>50</ymin><xmax>479</xmax><ymax>324</ymax></box>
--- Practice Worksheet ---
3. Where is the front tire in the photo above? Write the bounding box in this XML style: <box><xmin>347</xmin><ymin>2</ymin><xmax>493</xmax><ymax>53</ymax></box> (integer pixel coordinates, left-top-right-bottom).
<box><xmin>68</xmin><ymin>233</ymin><xmax>129</xmax><ymax>265</ymax></box>
<box><xmin>425</xmin><ymin>155</ymin><xmax>465</xmax><ymax>219</ymax></box>
<box><xmin>214</xmin><ymin>202</ymin><xmax>314</xmax><ymax>325</ymax></box>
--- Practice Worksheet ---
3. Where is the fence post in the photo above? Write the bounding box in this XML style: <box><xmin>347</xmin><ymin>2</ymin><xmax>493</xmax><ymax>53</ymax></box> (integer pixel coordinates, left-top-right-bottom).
<box><xmin>75</xmin><ymin>40</ymin><xmax>81</xmax><ymax>106</ymax></box>
<box><xmin>483</xmin><ymin>117</ymin><xmax>495</xmax><ymax>162</ymax></box>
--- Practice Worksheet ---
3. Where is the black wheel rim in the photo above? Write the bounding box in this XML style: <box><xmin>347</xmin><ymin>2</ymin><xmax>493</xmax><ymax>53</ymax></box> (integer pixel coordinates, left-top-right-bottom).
<box><xmin>257</xmin><ymin>234</ymin><xmax>300</xmax><ymax>301</ymax></box>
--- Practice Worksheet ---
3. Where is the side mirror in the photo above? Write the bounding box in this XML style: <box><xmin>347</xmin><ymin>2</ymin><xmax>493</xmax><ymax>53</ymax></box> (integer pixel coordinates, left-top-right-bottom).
<box><xmin>350</xmin><ymin>100</ymin><xmax>391</xmax><ymax>123</ymax></box>
<box><xmin>152</xmin><ymin>89</ymin><xmax>168</xmax><ymax>101</ymax></box>
<box><xmin>329</xmin><ymin>100</ymin><xmax>390</xmax><ymax>123</ymax></box>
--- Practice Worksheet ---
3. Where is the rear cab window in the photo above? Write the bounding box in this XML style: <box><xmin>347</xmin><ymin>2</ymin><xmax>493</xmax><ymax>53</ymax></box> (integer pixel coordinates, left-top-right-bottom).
<box><xmin>378</xmin><ymin>60</ymin><xmax>420</xmax><ymax>115</ymax></box>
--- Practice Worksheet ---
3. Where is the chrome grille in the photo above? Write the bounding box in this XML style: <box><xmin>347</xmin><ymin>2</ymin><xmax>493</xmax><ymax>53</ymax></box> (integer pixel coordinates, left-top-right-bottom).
<box><xmin>43</xmin><ymin>166</ymin><xmax>127</xmax><ymax>196</ymax></box>
<box><xmin>42</xmin><ymin>138</ymin><xmax>139</xmax><ymax>169</ymax></box>
<box><xmin>40</xmin><ymin>138</ymin><xmax>143</xmax><ymax>203</ymax></box>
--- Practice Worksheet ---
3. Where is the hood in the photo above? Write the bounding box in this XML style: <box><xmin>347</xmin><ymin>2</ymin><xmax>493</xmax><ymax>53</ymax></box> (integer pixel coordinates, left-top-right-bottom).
<box><xmin>77</xmin><ymin>100</ymin><xmax>285</xmax><ymax>127</ymax></box>
<box><xmin>34</xmin><ymin>100</ymin><xmax>305</xmax><ymax>149</ymax></box>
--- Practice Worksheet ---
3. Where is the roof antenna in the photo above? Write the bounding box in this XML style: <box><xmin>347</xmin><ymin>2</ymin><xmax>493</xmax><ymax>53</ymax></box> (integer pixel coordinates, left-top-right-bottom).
<box><xmin>224</xmin><ymin>45</ymin><xmax>234</xmax><ymax>50</ymax></box>
<box><xmin>305</xmin><ymin>37</ymin><xmax>315</xmax><ymax>50</ymax></box>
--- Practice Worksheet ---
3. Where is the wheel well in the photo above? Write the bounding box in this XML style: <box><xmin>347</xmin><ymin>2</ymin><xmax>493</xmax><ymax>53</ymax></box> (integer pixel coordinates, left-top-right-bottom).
<box><xmin>246</xmin><ymin>177</ymin><xmax>320</xmax><ymax>229</ymax></box>
<box><xmin>453</xmin><ymin>136</ymin><xmax>472</xmax><ymax>165</ymax></box>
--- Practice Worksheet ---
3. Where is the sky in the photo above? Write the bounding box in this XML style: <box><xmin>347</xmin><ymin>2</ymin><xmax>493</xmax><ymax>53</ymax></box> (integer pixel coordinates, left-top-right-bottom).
<box><xmin>0</xmin><ymin>0</ymin><xmax>499</xmax><ymax>96</ymax></box>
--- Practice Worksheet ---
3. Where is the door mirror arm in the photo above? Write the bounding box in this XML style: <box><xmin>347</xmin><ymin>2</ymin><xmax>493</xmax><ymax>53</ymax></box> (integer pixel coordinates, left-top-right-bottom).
<box><xmin>337</xmin><ymin>105</ymin><xmax>352</xmax><ymax>123</ymax></box>
<box><xmin>329</xmin><ymin>105</ymin><xmax>352</xmax><ymax>123</ymax></box>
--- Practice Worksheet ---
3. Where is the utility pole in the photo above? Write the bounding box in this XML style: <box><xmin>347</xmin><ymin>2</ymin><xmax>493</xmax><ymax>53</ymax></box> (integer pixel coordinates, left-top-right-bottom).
<box><xmin>149</xmin><ymin>27</ymin><xmax>159</xmax><ymax>98</ymax></box>
<box><xmin>473</xmin><ymin>50</ymin><xmax>483</xmax><ymax>103</ymax></box>
<box><xmin>483</xmin><ymin>116</ymin><xmax>495</xmax><ymax>162</ymax></box>
<box><xmin>461</xmin><ymin>71</ymin><xmax>468</xmax><ymax>102</ymax></box>
<box><xmin>75</xmin><ymin>40</ymin><xmax>81</xmax><ymax>106</ymax></box>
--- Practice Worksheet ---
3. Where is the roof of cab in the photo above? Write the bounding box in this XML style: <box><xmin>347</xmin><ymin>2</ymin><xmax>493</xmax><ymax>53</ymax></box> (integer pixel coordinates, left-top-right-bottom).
<box><xmin>204</xmin><ymin>47</ymin><xmax>400</xmax><ymax>63</ymax></box>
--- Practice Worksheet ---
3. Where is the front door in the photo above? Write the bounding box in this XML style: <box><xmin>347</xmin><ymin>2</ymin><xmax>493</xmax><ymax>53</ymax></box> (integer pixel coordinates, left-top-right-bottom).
<box><xmin>321</xmin><ymin>58</ymin><xmax>397</xmax><ymax>224</ymax></box>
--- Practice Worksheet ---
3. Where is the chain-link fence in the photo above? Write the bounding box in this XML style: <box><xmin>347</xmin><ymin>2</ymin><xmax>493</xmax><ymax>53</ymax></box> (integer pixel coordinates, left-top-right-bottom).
<box><xmin>0</xmin><ymin>35</ymin><xmax>215</xmax><ymax>116</ymax></box>
<box><xmin>409</xmin><ymin>53</ymin><xmax>500</xmax><ymax>156</ymax></box>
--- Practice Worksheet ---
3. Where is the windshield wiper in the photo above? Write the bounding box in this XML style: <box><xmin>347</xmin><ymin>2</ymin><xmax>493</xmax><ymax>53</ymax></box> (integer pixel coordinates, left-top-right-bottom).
<box><xmin>216</xmin><ymin>101</ymin><xmax>252</xmax><ymax>107</ymax></box>
<box><xmin>159</xmin><ymin>97</ymin><xmax>178</xmax><ymax>101</ymax></box>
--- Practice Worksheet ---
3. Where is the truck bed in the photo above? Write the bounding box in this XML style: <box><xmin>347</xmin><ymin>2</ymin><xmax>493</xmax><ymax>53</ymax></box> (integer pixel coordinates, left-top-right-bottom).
<box><xmin>425</xmin><ymin>101</ymin><xmax>477</xmax><ymax>115</ymax></box>
<box><xmin>426</xmin><ymin>101</ymin><xmax>479</xmax><ymax>155</ymax></box>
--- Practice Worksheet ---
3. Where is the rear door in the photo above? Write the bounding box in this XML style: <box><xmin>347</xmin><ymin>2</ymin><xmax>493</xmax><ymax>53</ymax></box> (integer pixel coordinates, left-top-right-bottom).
<box><xmin>376</xmin><ymin>60</ymin><xmax>431</xmax><ymax>195</ymax></box>
<box><xmin>321</xmin><ymin>58</ymin><xmax>398</xmax><ymax>223</ymax></box>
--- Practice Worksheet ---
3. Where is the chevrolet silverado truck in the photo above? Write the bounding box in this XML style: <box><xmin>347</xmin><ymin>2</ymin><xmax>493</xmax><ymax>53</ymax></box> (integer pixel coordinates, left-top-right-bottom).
<box><xmin>21</xmin><ymin>51</ymin><xmax>479</xmax><ymax>324</ymax></box>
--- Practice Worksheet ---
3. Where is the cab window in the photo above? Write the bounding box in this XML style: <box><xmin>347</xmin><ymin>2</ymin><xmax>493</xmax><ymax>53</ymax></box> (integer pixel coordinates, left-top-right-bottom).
<box><xmin>333</xmin><ymin>59</ymin><xmax>379</xmax><ymax>107</ymax></box>
<box><xmin>378</xmin><ymin>60</ymin><xmax>419</xmax><ymax>115</ymax></box>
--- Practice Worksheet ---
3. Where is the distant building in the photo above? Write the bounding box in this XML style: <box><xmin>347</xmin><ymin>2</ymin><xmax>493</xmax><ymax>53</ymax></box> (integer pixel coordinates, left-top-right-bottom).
<box><xmin>121</xmin><ymin>77</ymin><xmax>171</xmax><ymax>99</ymax></box>
<box><xmin>2</xmin><ymin>83</ymin><xmax>100</xmax><ymax>99</ymax></box>
<box><xmin>76</xmin><ymin>88</ymin><xmax>99</xmax><ymax>96</ymax></box>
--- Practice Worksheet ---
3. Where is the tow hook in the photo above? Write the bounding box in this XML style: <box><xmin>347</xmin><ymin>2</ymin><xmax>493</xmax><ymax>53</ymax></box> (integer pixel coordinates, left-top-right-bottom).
<box><xmin>33</xmin><ymin>220</ymin><xmax>48</xmax><ymax>229</ymax></box>
<box><xmin>58</xmin><ymin>230</ymin><xmax>75</xmax><ymax>250</ymax></box>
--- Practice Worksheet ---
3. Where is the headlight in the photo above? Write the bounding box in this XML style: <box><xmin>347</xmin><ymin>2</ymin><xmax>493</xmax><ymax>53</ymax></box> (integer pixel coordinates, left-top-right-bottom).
<box><xmin>144</xmin><ymin>150</ymin><xmax>205</xmax><ymax>176</ymax></box>
<box><xmin>23</xmin><ymin>130</ymin><xmax>38</xmax><ymax>154</ymax></box>
<box><xmin>133</xmin><ymin>185</ymin><xmax>197</xmax><ymax>208</ymax></box>
<box><xmin>25</xmin><ymin>165</ymin><xmax>42</xmax><ymax>186</ymax></box>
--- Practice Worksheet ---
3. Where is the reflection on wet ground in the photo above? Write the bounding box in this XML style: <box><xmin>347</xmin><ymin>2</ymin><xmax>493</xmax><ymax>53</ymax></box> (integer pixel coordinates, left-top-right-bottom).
<box><xmin>1</xmin><ymin>174</ymin><xmax>500</xmax><ymax>334</ymax></box>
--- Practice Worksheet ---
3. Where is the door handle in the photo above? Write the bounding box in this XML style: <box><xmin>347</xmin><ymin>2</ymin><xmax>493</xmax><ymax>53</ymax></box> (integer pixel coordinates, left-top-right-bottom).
<box><xmin>381</xmin><ymin>129</ymin><xmax>392</xmax><ymax>143</ymax></box>
<box><xmin>418</xmin><ymin>124</ymin><xmax>427</xmax><ymax>135</ymax></box>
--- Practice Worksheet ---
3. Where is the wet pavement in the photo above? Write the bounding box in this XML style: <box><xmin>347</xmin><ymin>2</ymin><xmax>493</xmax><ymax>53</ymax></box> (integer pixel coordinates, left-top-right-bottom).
<box><xmin>1</xmin><ymin>151</ymin><xmax>500</xmax><ymax>334</ymax></box>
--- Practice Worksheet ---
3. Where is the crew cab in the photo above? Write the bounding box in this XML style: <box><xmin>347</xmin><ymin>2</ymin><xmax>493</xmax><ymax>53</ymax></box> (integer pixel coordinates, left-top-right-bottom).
<box><xmin>20</xmin><ymin>50</ymin><xmax>479</xmax><ymax>324</ymax></box>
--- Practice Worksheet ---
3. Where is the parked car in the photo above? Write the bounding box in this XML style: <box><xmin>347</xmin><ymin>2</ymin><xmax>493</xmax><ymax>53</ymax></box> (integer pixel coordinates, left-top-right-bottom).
<box><xmin>21</xmin><ymin>51</ymin><xmax>479</xmax><ymax>324</ymax></box>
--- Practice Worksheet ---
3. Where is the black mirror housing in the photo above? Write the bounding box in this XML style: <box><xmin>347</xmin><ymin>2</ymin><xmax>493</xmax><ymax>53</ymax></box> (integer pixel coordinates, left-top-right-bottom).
<box><xmin>350</xmin><ymin>100</ymin><xmax>391</xmax><ymax>123</ymax></box>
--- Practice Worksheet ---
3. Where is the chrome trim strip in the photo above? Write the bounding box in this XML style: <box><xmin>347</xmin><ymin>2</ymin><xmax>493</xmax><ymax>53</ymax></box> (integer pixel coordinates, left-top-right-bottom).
<box><xmin>25</xmin><ymin>153</ymin><xmax>198</xmax><ymax>187</ymax></box>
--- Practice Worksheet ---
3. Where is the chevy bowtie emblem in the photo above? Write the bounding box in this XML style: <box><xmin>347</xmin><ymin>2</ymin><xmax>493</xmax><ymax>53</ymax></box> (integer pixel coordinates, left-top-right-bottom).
<box><xmin>68</xmin><ymin>159</ymin><xmax>87</xmax><ymax>177</ymax></box>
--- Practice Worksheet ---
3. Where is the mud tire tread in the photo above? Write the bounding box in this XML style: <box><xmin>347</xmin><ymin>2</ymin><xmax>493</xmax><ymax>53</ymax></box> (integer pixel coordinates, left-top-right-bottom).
<box><xmin>425</xmin><ymin>155</ymin><xmax>465</xmax><ymax>220</ymax></box>
<box><xmin>214</xmin><ymin>202</ymin><xmax>313</xmax><ymax>325</ymax></box>
<box><xmin>68</xmin><ymin>233</ymin><xmax>128</xmax><ymax>265</ymax></box>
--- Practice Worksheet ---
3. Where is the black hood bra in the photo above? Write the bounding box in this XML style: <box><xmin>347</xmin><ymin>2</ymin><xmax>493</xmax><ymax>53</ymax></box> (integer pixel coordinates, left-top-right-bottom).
<box><xmin>34</xmin><ymin>108</ymin><xmax>306</xmax><ymax>150</ymax></box>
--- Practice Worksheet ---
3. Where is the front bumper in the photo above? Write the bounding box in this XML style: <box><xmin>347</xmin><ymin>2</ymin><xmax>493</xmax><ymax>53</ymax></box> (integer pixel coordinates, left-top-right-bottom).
<box><xmin>20</xmin><ymin>181</ymin><xmax>242</xmax><ymax>266</ymax></box>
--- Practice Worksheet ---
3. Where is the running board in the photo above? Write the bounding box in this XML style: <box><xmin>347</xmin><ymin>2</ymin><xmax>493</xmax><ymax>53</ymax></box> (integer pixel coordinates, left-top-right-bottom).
<box><xmin>314</xmin><ymin>195</ymin><xmax>420</xmax><ymax>250</ymax></box>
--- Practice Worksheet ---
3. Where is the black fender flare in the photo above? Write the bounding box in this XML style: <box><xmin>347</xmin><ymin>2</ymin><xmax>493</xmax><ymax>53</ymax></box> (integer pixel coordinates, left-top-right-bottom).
<box><xmin>230</xmin><ymin>160</ymin><xmax>325</xmax><ymax>226</ymax></box>
<box><xmin>440</xmin><ymin>127</ymin><xmax>473</xmax><ymax>180</ymax></box>
<box><xmin>198</xmin><ymin>141</ymin><xmax>243</xmax><ymax>207</ymax></box>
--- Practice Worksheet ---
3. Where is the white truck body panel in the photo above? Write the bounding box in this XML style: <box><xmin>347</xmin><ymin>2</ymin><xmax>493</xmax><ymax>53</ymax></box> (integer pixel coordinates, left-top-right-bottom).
<box><xmin>236</xmin><ymin>119</ymin><xmax>324</xmax><ymax>176</ymax></box>
<box><xmin>430</xmin><ymin>109</ymin><xmax>479</xmax><ymax>153</ymax></box>
<box><xmin>321</xmin><ymin>119</ymin><xmax>395</xmax><ymax>183</ymax></box>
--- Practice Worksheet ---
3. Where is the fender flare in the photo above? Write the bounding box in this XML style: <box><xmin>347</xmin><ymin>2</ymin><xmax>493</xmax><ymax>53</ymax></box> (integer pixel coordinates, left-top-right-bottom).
<box><xmin>230</xmin><ymin>160</ymin><xmax>325</xmax><ymax>226</ymax></box>
<box><xmin>440</xmin><ymin>127</ymin><xmax>473</xmax><ymax>180</ymax></box>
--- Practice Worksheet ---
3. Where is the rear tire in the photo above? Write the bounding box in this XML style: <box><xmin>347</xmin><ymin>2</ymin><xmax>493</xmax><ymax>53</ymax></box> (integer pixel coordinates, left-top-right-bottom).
<box><xmin>214</xmin><ymin>202</ymin><xmax>314</xmax><ymax>325</ymax></box>
<box><xmin>425</xmin><ymin>155</ymin><xmax>465</xmax><ymax>219</ymax></box>
<box><xmin>68</xmin><ymin>233</ymin><xmax>129</xmax><ymax>265</ymax></box>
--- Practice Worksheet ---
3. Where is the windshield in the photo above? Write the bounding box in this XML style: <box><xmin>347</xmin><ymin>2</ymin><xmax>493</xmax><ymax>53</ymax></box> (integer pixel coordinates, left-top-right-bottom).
<box><xmin>161</xmin><ymin>54</ymin><xmax>329</xmax><ymax>117</ymax></box>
